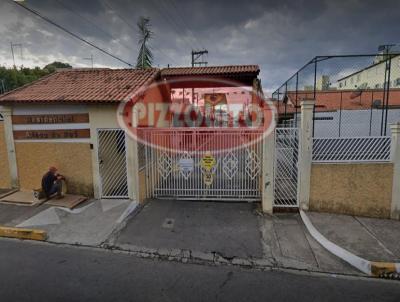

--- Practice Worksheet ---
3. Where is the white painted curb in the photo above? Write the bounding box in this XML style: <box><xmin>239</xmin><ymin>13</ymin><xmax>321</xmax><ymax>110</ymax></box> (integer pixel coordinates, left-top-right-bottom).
<box><xmin>300</xmin><ymin>210</ymin><xmax>400</xmax><ymax>276</ymax></box>
<box><xmin>300</xmin><ymin>210</ymin><xmax>371</xmax><ymax>275</ymax></box>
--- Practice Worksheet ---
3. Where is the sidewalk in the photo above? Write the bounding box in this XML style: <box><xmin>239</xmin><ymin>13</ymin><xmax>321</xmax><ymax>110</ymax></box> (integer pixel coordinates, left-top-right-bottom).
<box><xmin>111</xmin><ymin>200</ymin><xmax>359</xmax><ymax>275</ymax></box>
<box><xmin>306</xmin><ymin>212</ymin><xmax>400</xmax><ymax>263</ymax></box>
<box><xmin>1</xmin><ymin>198</ymin><xmax>398</xmax><ymax>277</ymax></box>
<box><xmin>0</xmin><ymin>199</ymin><xmax>138</xmax><ymax>246</ymax></box>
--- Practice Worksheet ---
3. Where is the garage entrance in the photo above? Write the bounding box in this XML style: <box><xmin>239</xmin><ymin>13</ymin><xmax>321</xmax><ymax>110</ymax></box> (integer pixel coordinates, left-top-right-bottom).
<box><xmin>141</xmin><ymin>128</ymin><xmax>263</xmax><ymax>201</ymax></box>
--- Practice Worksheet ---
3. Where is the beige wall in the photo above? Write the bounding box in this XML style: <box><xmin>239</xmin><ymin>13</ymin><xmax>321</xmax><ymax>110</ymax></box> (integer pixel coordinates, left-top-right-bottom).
<box><xmin>310</xmin><ymin>163</ymin><xmax>393</xmax><ymax>218</ymax></box>
<box><xmin>0</xmin><ymin>122</ymin><xmax>11</xmax><ymax>188</ymax></box>
<box><xmin>138</xmin><ymin>168</ymin><xmax>147</xmax><ymax>203</ymax></box>
<box><xmin>15</xmin><ymin>142</ymin><xmax>93</xmax><ymax>196</ymax></box>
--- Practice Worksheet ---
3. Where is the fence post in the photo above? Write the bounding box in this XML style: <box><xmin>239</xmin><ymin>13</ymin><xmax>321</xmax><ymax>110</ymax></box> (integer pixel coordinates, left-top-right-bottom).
<box><xmin>262</xmin><ymin>124</ymin><xmax>275</xmax><ymax>214</ymax></box>
<box><xmin>126</xmin><ymin>106</ymin><xmax>140</xmax><ymax>202</ymax></box>
<box><xmin>0</xmin><ymin>105</ymin><xmax>19</xmax><ymax>188</ymax></box>
<box><xmin>390</xmin><ymin>123</ymin><xmax>400</xmax><ymax>220</ymax></box>
<box><xmin>298</xmin><ymin>100</ymin><xmax>314</xmax><ymax>210</ymax></box>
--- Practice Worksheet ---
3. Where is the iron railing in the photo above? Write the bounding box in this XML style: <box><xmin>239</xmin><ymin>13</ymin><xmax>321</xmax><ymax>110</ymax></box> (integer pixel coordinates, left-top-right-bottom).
<box><xmin>271</xmin><ymin>52</ymin><xmax>400</xmax><ymax>137</ymax></box>
<box><xmin>312</xmin><ymin>136</ymin><xmax>391</xmax><ymax>162</ymax></box>
<box><xmin>274</xmin><ymin>127</ymin><xmax>299</xmax><ymax>207</ymax></box>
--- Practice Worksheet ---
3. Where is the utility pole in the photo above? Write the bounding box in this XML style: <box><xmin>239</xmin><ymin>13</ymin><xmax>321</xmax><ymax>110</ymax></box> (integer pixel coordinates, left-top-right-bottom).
<box><xmin>191</xmin><ymin>49</ymin><xmax>208</xmax><ymax>67</ymax></box>
<box><xmin>378</xmin><ymin>44</ymin><xmax>396</xmax><ymax>135</ymax></box>
<box><xmin>191</xmin><ymin>50</ymin><xmax>208</xmax><ymax>106</ymax></box>
<box><xmin>84</xmin><ymin>54</ymin><xmax>94</xmax><ymax>68</ymax></box>
<box><xmin>10</xmin><ymin>42</ymin><xmax>23</xmax><ymax>68</ymax></box>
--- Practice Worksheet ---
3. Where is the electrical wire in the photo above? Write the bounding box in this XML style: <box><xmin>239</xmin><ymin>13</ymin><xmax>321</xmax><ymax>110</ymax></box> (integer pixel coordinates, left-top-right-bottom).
<box><xmin>100</xmin><ymin>0</ymin><xmax>180</xmax><ymax>66</ymax></box>
<box><xmin>166</xmin><ymin>0</ymin><xmax>205</xmax><ymax>50</ymax></box>
<box><xmin>12</xmin><ymin>0</ymin><xmax>133</xmax><ymax>67</ymax></box>
<box><xmin>54</xmin><ymin>0</ymin><xmax>134</xmax><ymax>53</ymax></box>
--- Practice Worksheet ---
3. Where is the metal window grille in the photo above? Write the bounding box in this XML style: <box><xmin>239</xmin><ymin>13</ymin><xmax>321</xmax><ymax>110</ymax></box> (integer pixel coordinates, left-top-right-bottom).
<box><xmin>312</xmin><ymin>136</ymin><xmax>391</xmax><ymax>162</ymax></box>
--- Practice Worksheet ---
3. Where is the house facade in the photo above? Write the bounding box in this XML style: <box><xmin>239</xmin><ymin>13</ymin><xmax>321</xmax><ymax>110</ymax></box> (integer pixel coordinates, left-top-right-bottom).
<box><xmin>0</xmin><ymin>65</ymin><xmax>263</xmax><ymax>203</ymax></box>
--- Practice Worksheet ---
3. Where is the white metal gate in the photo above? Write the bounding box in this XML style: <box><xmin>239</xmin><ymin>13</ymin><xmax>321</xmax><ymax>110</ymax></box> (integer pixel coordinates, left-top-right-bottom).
<box><xmin>274</xmin><ymin>128</ymin><xmax>299</xmax><ymax>207</ymax></box>
<box><xmin>142</xmin><ymin>128</ymin><xmax>262</xmax><ymax>201</ymax></box>
<box><xmin>97</xmin><ymin>129</ymin><xmax>129</xmax><ymax>198</ymax></box>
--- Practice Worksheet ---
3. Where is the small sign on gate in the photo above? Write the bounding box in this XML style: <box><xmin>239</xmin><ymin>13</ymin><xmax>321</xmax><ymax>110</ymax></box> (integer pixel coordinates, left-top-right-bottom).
<box><xmin>179</xmin><ymin>157</ymin><xmax>194</xmax><ymax>174</ymax></box>
<box><xmin>203</xmin><ymin>171</ymin><xmax>214</xmax><ymax>186</ymax></box>
<box><xmin>200</xmin><ymin>152</ymin><xmax>216</xmax><ymax>172</ymax></box>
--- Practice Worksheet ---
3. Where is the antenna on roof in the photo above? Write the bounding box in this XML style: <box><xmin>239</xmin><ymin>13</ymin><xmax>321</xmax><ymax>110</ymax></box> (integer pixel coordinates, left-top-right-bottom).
<box><xmin>191</xmin><ymin>49</ymin><xmax>208</xmax><ymax>67</ymax></box>
<box><xmin>83</xmin><ymin>54</ymin><xmax>94</xmax><ymax>69</ymax></box>
<box><xmin>10</xmin><ymin>42</ymin><xmax>23</xmax><ymax>68</ymax></box>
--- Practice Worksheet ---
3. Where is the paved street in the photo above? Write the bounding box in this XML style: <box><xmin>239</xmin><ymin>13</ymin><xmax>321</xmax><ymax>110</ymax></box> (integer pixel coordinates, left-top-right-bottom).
<box><xmin>0</xmin><ymin>239</ymin><xmax>399</xmax><ymax>302</ymax></box>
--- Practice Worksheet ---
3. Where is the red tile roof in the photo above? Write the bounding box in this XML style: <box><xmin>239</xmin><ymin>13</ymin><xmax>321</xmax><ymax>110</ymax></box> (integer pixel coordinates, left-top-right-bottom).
<box><xmin>275</xmin><ymin>88</ymin><xmax>400</xmax><ymax>116</ymax></box>
<box><xmin>0</xmin><ymin>68</ymin><xmax>160</xmax><ymax>103</ymax></box>
<box><xmin>161</xmin><ymin>65</ymin><xmax>260</xmax><ymax>77</ymax></box>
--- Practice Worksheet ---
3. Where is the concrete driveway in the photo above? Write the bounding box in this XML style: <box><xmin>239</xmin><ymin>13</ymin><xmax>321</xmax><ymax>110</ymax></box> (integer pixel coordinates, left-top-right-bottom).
<box><xmin>112</xmin><ymin>200</ymin><xmax>358</xmax><ymax>275</ymax></box>
<box><xmin>114</xmin><ymin>200</ymin><xmax>264</xmax><ymax>259</ymax></box>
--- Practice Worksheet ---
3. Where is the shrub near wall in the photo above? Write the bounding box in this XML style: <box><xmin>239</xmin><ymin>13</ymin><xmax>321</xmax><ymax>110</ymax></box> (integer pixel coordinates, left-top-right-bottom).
<box><xmin>309</xmin><ymin>163</ymin><xmax>393</xmax><ymax>218</ymax></box>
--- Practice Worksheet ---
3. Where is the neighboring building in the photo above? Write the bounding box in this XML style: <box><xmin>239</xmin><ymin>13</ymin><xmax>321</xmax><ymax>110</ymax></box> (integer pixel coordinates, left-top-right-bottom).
<box><xmin>316</xmin><ymin>75</ymin><xmax>330</xmax><ymax>91</ymax></box>
<box><xmin>277</xmin><ymin>89</ymin><xmax>400</xmax><ymax>137</ymax></box>
<box><xmin>337</xmin><ymin>54</ymin><xmax>400</xmax><ymax>90</ymax></box>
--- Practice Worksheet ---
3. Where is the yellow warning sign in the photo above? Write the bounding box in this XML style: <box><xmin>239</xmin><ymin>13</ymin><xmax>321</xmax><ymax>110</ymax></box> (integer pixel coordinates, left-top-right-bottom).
<box><xmin>201</xmin><ymin>152</ymin><xmax>216</xmax><ymax>172</ymax></box>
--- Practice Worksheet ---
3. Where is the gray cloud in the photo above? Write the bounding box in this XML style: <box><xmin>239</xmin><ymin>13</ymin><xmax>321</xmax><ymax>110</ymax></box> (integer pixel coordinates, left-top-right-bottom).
<box><xmin>1</xmin><ymin>0</ymin><xmax>400</xmax><ymax>94</ymax></box>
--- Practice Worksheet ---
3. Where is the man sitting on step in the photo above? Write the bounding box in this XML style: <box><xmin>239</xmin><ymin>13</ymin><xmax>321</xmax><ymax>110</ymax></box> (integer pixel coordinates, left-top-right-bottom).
<box><xmin>41</xmin><ymin>166</ymin><xmax>65</xmax><ymax>199</ymax></box>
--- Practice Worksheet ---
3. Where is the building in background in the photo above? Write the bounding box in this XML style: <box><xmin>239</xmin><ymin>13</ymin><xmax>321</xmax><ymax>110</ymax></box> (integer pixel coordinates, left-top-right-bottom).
<box><xmin>337</xmin><ymin>54</ymin><xmax>400</xmax><ymax>90</ymax></box>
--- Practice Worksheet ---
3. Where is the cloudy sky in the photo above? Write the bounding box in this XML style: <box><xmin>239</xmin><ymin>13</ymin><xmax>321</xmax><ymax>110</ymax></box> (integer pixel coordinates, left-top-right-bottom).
<box><xmin>1</xmin><ymin>0</ymin><xmax>400</xmax><ymax>94</ymax></box>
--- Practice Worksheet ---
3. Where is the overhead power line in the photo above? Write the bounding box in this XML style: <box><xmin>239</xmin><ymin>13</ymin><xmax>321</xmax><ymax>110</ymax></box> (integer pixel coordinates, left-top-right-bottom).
<box><xmin>101</xmin><ymin>0</ymin><xmax>136</xmax><ymax>32</ymax></box>
<box><xmin>54</xmin><ymin>0</ymin><xmax>134</xmax><ymax>52</ymax></box>
<box><xmin>12</xmin><ymin>0</ymin><xmax>133</xmax><ymax>67</ymax></box>
<box><xmin>101</xmin><ymin>0</ymin><xmax>179</xmax><ymax>66</ymax></box>
<box><xmin>167</xmin><ymin>0</ymin><xmax>205</xmax><ymax>50</ymax></box>
<box><xmin>148</xmin><ymin>0</ymin><xmax>197</xmax><ymax>51</ymax></box>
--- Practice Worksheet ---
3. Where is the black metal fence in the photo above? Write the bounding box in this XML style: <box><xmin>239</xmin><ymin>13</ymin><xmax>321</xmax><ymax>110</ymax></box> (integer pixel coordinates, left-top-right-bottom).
<box><xmin>272</xmin><ymin>53</ymin><xmax>400</xmax><ymax>137</ymax></box>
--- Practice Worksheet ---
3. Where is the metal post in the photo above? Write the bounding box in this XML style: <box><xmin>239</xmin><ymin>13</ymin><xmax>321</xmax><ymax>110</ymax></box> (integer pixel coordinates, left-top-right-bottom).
<box><xmin>369</xmin><ymin>91</ymin><xmax>374</xmax><ymax>136</ymax></box>
<box><xmin>312</xmin><ymin>59</ymin><xmax>317</xmax><ymax>136</ymax></box>
<box><xmin>381</xmin><ymin>55</ymin><xmax>389</xmax><ymax>136</ymax></box>
<box><xmin>295</xmin><ymin>72</ymin><xmax>299</xmax><ymax>127</ymax></box>
<box><xmin>383</xmin><ymin>57</ymin><xmax>392</xmax><ymax>135</ymax></box>
<box><xmin>277</xmin><ymin>88</ymin><xmax>280</xmax><ymax>125</ymax></box>
<box><xmin>284</xmin><ymin>82</ymin><xmax>288</xmax><ymax>126</ymax></box>
<box><xmin>338</xmin><ymin>91</ymin><xmax>343</xmax><ymax>137</ymax></box>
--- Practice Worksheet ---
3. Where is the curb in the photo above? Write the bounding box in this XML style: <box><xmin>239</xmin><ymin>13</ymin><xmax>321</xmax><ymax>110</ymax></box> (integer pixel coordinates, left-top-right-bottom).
<box><xmin>300</xmin><ymin>210</ymin><xmax>400</xmax><ymax>279</ymax></box>
<box><xmin>0</xmin><ymin>226</ymin><xmax>47</xmax><ymax>241</ymax></box>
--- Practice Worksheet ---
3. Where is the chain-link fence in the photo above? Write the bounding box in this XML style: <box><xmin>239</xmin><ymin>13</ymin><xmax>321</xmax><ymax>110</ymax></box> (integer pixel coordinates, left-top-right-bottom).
<box><xmin>272</xmin><ymin>53</ymin><xmax>400</xmax><ymax>137</ymax></box>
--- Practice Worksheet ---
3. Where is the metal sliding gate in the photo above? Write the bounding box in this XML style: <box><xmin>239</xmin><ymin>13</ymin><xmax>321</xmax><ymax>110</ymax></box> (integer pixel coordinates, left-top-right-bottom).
<box><xmin>274</xmin><ymin>128</ymin><xmax>299</xmax><ymax>207</ymax></box>
<box><xmin>97</xmin><ymin>129</ymin><xmax>129</xmax><ymax>198</ymax></box>
<box><xmin>142</xmin><ymin>128</ymin><xmax>263</xmax><ymax>201</ymax></box>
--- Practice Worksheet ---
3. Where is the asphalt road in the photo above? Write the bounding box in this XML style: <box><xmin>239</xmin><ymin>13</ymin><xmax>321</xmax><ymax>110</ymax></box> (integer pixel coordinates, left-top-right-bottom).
<box><xmin>0</xmin><ymin>239</ymin><xmax>399</xmax><ymax>302</ymax></box>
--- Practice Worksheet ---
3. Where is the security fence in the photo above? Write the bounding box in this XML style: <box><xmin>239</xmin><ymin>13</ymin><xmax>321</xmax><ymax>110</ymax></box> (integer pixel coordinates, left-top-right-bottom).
<box><xmin>271</xmin><ymin>52</ymin><xmax>400</xmax><ymax>138</ymax></box>
<box><xmin>312</xmin><ymin>136</ymin><xmax>391</xmax><ymax>162</ymax></box>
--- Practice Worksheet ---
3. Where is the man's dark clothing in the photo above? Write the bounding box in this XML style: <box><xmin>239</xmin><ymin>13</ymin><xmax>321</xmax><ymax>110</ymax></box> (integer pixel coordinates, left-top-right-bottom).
<box><xmin>41</xmin><ymin>171</ymin><xmax>59</xmax><ymax>197</ymax></box>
